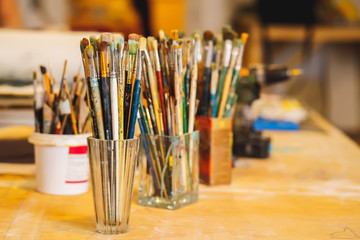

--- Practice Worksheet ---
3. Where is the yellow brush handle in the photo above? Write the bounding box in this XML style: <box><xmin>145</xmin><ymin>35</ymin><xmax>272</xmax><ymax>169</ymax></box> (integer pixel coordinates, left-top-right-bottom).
<box><xmin>217</xmin><ymin>70</ymin><xmax>233</xmax><ymax>118</ymax></box>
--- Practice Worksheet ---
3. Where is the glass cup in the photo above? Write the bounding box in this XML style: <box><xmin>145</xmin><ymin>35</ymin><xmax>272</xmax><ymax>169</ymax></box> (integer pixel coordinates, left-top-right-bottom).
<box><xmin>87</xmin><ymin>136</ymin><xmax>139</xmax><ymax>234</ymax></box>
<box><xmin>138</xmin><ymin>131</ymin><xmax>199</xmax><ymax>210</ymax></box>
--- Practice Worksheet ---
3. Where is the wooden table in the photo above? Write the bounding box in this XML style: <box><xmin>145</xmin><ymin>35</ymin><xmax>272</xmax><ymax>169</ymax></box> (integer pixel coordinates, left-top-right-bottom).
<box><xmin>1</xmin><ymin>111</ymin><xmax>360</xmax><ymax>239</ymax></box>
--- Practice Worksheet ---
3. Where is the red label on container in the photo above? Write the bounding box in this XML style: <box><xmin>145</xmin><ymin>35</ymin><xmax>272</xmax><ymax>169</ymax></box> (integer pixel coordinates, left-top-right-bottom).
<box><xmin>69</xmin><ymin>146</ymin><xmax>88</xmax><ymax>154</ymax></box>
<box><xmin>65</xmin><ymin>179</ymin><xmax>89</xmax><ymax>184</ymax></box>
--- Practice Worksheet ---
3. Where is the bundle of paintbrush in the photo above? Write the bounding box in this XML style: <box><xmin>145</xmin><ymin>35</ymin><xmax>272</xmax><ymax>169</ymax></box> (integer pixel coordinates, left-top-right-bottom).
<box><xmin>137</xmin><ymin>29</ymin><xmax>201</xmax><ymax>138</ymax></box>
<box><xmin>135</xmin><ymin>29</ymin><xmax>202</xmax><ymax>203</ymax></box>
<box><xmin>197</xmin><ymin>26</ymin><xmax>249</xmax><ymax>119</ymax></box>
<box><xmin>80</xmin><ymin>33</ymin><xmax>145</xmax><ymax>140</ymax></box>
<box><xmin>32</xmin><ymin>62</ymin><xmax>90</xmax><ymax>134</ymax></box>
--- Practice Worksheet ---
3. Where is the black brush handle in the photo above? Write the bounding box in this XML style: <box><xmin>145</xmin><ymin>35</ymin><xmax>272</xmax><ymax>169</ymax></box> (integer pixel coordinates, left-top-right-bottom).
<box><xmin>201</xmin><ymin>67</ymin><xmax>211</xmax><ymax>117</ymax></box>
<box><xmin>101</xmin><ymin>77</ymin><xmax>112</xmax><ymax>140</ymax></box>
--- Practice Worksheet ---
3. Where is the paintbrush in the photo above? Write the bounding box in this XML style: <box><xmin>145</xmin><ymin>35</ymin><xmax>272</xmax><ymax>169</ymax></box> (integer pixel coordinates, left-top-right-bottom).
<box><xmin>210</xmin><ymin>39</ymin><xmax>222</xmax><ymax>117</ymax></box>
<box><xmin>127</xmin><ymin>37</ymin><xmax>145</xmax><ymax>139</ymax></box>
<box><xmin>217</xmin><ymin>38</ymin><xmax>241</xmax><ymax>118</ymax></box>
<box><xmin>117</xmin><ymin>41</ymin><xmax>126</xmax><ymax>140</ymax></box>
<box><xmin>150</xmin><ymin>39</ymin><xmax>167</xmax><ymax>135</ymax></box>
<box><xmin>86</xmin><ymin>45</ymin><xmax>105</xmax><ymax>139</ymax></box>
<box><xmin>50</xmin><ymin>60</ymin><xmax>67</xmax><ymax>133</ymax></box>
<box><xmin>188</xmin><ymin>33</ymin><xmax>200</xmax><ymax>133</ymax></box>
<box><xmin>33</xmin><ymin>71</ymin><xmax>41</xmax><ymax>132</ymax></box>
<box><xmin>124</xmin><ymin>33</ymin><xmax>139</xmax><ymax>138</ymax></box>
<box><xmin>200</xmin><ymin>30</ymin><xmax>214</xmax><ymax>117</ymax></box>
<box><xmin>98</xmin><ymin>40</ymin><xmax>112</xmax><ymax>140</ymax></box>
<box><xmin>223</xmin><ymin>33</ymin><xmax>248</xmax><ymax>117</ymax></box>
<box><xmin>214</xmin><ymin>30</ymin><xmax>237</xmax><ymax>116</ymax></box>
<box><xmin>172</xmin><ymin>43</ymin><xmax>183</xmax><ymax>136</ymax></box>
<box><xmin>144</xmin><ymin>46</ymin><xmax>163</xmax><ymax>136</ymax></box>
<box><xmin>40</xmin><ymin>65</ymin><xmax>52</xmax><ymax>105</ymax></box>
<box><xmin>109</xmin><ymin>41</ymin><xmax>119</xmax><ymax>140</ymax></box>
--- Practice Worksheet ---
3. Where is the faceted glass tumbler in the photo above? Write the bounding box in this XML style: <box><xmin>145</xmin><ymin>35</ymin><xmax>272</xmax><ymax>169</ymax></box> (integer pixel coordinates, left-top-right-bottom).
<box><xmin>87</xmin><ymin>136</ymin><xmax>139</xmax><ymax>234</ymax></box>
<box><xmin>138</xmin><ymin>131</ymin><xmax>199</xmax><ymax>210</ymax></box>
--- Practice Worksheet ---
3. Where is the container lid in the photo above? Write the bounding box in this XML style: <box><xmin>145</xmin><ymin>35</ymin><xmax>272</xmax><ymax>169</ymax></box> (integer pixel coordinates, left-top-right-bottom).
<box><xmin>28</xmin><ymin>132</ymin><xmax>91</xmax><ymax>147</ymax></box>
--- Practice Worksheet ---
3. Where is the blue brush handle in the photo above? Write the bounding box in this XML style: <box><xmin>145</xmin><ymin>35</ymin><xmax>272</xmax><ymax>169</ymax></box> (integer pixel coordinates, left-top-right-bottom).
<box><xmin>138</xmin><ymin>117</ymin><xmax>159</xmax><ymax>191</ymax></box>
<box><xmin>128</xmin><ymin>79</ymin><xmax>141</xmax><ymax>139</ymax></box>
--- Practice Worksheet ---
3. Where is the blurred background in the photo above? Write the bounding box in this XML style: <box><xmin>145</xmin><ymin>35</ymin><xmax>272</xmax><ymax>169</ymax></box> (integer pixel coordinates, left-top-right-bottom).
<box><xmin>0</xmin><ymin>0</ymin><xmax>360</xmax><ymax>144</ymax></box>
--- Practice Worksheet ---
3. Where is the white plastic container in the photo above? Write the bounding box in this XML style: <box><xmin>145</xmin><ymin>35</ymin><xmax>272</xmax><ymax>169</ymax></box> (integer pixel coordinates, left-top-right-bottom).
<box><xmin>28</xmin><ymin>132</ymin><xmax>91</xmax><ymax>195</ymax></box>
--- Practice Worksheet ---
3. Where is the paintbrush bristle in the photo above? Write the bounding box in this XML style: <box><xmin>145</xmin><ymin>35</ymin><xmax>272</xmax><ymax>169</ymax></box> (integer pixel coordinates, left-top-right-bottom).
<box><xmin>112</xmin><ymin>33</ymin><xmax>124</xmax><ymax>43</ymax></box>
<box><xmin>110</xmin><ymin>41</ymin><xmax>115</xmax><ymax>52</ymax></box>
<box><xmin>222</xmin><ymin>24</ymin><xmax>232</xmax><ymax>33</ymax></box>
<box><xmin>139</xmin><ymin>37</ymin><xmax>147</xmax><ymax>51</ymax></box>
<box><xmin>141</xmin><ymin>98</ymin><xmax>148</xmax><ymax>108</ymax></box>
<box><xmin>171</xmin><ymin>30</ymin><xmax>178</xmax><ymax>40</ymax></box>
<box><xmin>86</xmin><ymin>45</ymin><xmax>94</xmax><ymax>59</ymax></box>
<box><xmin>123</xmin><ymin>41</ymin><xmax>128</xmax><ymax>51</ymax></box>
<box><xmin>172</xmin><ymin>43</ymin><xmax>179</xmax><ymax>49</ymax></box>
<box><xmin>178</xmin><ymin>30</ymin><xmax>185</xmax><ymax>39</ymax></box>
<box><xmin>81</xmin><ymin>38</ymin><xmax>89</xmax><ymax>49</ymax></box>
<box><xmin>100</xmin><ymin>32</ymin><xmax>112</xmax><ymax>43</ymax></box>
<box><xmin>178</xmin><ymin>39</ymin><xmax>183</xmax><ymax>48</ymax></box>
<box><xmin>241</xmin><ymin>33</ymin><xmax>249</xmax><ymax>45</ymax></box>
<box><xmin>99</xmin><ymin>41</ymin><xmax>107</xmax><ymax>52</ymax></box>
<box><xmin>147</xmin><ymin>36</ymin><xmax>155</xmax><ymax>50</ymax></box>
<box><xmin>128</xmin><ymin>41</ymin><xmax>138</xmax><ymax>55</ymax></box>
<box><xmin>233</xmin><ymin>38</ymin><xmax>242</xmax><ymax>48</ymax></box>
<box><xmin>89</xmin><ymin>36</ymin><xmax>96</xmax><ymax>44</ymax></box>
<box><xmin>40</xmin><ymin>65</ymin><xmax>47</xmax><ymax>74</ymax></box>
<box><xmin>159</xmin><ymin>30</ymin><xmax>165</xmax><ymax>41</ymax></box>
<box><xmin>80</xmin><ymin>41</ymin><xmax>84</xmax><ymax>53</ymax></box>
<box><xmin>194</xmin><ymin>33</ymin><xmax>200</xmax><ymax>41</ymax></box>
<box><xmin>92</xmin><ymin>39</ymin><xmax>98</xmax><ymax>51</ymax></box>
<box><xmin>223</xmin><ymin>30</ymin><xmax>237</xmax><ymax>41</ymax></box>
<box><xmin>150</xmin><ymin>39</ymin><xmax>158</xmax><ymax>51</ymax></box>
<box><xmin>128</xmin><ymin>33</ymin><xmax>140</xmax><ymax>42</ymax></box>
<box><xmin>117</xmin><ymin>42</ymin><xmax>122</xmax><ymax>52</ymax></box>
<box><xmin>33</xmin><ymin>71</ymin><xmax>37</xmax><ymax>80</ymax></box>
<box><xmin>203</xmin><ymin>31</ymin><xmax>214</xmax><ymax>42</ymax></box>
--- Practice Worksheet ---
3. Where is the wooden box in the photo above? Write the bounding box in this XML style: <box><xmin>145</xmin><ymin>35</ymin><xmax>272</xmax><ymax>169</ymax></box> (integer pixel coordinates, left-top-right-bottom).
<box><xmin>195</xmin><ymin>116</ymin><xmax>233</xmax><ymax>185</ymax></box>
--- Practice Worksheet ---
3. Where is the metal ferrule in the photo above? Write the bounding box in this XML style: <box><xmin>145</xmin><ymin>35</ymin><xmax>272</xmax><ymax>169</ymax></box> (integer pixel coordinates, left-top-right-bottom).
<box><xmin>203</xmin><ymin>42</ymin><xmax>213</xmax><ymax>68</ymax></box>
<box><xmin>105</xmin><ymin>46</ymin><xmax>111</xmax><ymax>76</ymax></box>
<box><xmin>173</xmin><ymin>48</ymin><xmax>179</xmax><ymax>73</ymax></box>
<box><xmin>135</xmin><ymin>50</ymin><xmax>142</xmax><ymax>80</ymax></box>
<box><xmin>110</xmin><ymin>52</ymin><xmax>116</xmax><ymax>79</ymax></box>
<box><xmin>154</xmin><ymin>50</ymin><xmax>161</xmax><ymax>72</ymax></box>
<box><xmin>235</xmin><ymin>45</ymin><xmax>244</xmax><ymax>71</ymax></box>
<box><xmin>215</xmin><ymin>48</ymin><xmax>222</xmax><ymax>70</ymax></box>
<box><xmin>223</xmin><ymin>40</ymin><xmax>232</xmax><ymax>67</ymax></box>
<box><xmin>229</xmin><ymin>47</ymin><xmax>239</xmax><ymax>69</ymax></box>
<box><xmin>178</xmin><ymin>48</ymin><xmax>183</xmax><ymax>75</ymax></box>
<box><xmin>100</xmin><ymin>51</ymin><xmax>107</xmax><ymax>78</ymax></box>
<box><xmin>127</xmin><ymin>55</ymin><xmax>135</xmax><ymax>84</ymax></box>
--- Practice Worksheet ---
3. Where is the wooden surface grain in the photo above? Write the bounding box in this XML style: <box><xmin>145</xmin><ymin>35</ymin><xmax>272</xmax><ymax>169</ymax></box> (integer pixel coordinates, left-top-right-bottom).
<box><xmin>1</xmin><ymin>111</ymin><xmax>360</xmax><ymax>239</ymax></box>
